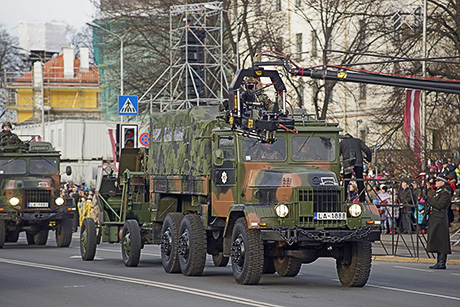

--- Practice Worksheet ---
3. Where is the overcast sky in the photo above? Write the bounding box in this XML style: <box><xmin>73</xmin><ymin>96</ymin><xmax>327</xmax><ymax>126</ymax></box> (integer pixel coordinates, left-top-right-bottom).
<box><xmin>0</xmin><ymin>0</ymin><xmax>97</xmax><ymax>37</ymax></box>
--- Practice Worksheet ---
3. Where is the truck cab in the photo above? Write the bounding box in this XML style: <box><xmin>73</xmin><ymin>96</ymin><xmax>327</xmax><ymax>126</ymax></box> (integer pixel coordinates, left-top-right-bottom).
<box><xmin>0</xmin><ymin>142</ymin><xmax>74</xmax><ymax>248</ymax></box>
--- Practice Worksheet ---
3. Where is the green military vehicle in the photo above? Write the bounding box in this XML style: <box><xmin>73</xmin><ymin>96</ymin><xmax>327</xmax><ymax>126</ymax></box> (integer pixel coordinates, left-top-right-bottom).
<box><xmin>0</xmin><ymin>141</ymin><xmax>74</xmax><ymax>248</ymax></box>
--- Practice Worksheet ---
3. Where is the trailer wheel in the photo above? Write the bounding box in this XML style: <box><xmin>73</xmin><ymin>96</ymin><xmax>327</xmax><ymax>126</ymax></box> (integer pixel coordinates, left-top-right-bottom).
<box><xmin>212</xmin><ymin>253</ymin><xmax>229</xmax><ymax>267</ymax></box>
<box><xmin>178</xmin><ymin>214</ymin><xmax>207</xmax><ymax>276</ymax></box>
<box><xmin>26</xmin><ymin>232</ymin><xmax>35</xmax><ymax>245</ymax></box>
<box><xmin>336</xmin><ymin>241</ymin><xmax>372</xmax><ymax>287</ymax></box>
<box><xmin>0</xmin><ymin>220</ymin><xmax>6</xmax><ymax>248</ymax></box>
<box><xmin>6</xmin><ymin>230</ymin><xmax>19</xmax><ymax>243</ymax></box>
<box><xmin>34</xmin><ymin>229</ymin><xmax>49</xmax><ymax>245</ymax></box>
<box><xmin>121</xmin><ymin>220</ymin><xmax>142</xmax><ymax>267</ymax></box>
<box><xmin>160</xmin><ymin>212</ymin><xmax>183</xmax><ymax>273</ymax></box>
<box><xmin>56</xmin><ymin>218</ymin><xmax>73</xmax><ymax>247</ymax></box>
<box><xmin>274</xmin><ymin>256</ymin><xmax>302</xmax><ymax>277</ymax></box>
<box><xmin>80</xmin><ymin>218</ymin><xmax>97</xmax><ymax>261</ymax></box>
<box><xmin>231</xmin><ymin>217</ymin><xmax>264</xmax><ymax>285</ymax></box>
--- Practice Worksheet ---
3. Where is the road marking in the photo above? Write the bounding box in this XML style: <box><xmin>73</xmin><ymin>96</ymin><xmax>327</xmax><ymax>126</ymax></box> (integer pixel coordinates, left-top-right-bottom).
<box><xmin>393</xmin><ymin>265</ymin><xmax>433</xmax><ymax>273</ymax></box>
<box><xmin>451</xmin><ymin>273</ymin><xmax>460</xmax><ymax>277</ymax></box>
<box><xmin>0</xmin><ymin>258</ymin><xmax>284</xmax><ymax>307</ymax></box>
<box><xmin>367</xmin><ymin>283</ymin><xmax>460</xmax><ymax>301</ymax></box>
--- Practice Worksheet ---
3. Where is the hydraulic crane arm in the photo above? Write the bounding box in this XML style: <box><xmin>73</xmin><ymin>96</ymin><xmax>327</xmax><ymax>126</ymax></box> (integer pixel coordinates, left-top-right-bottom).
<box><xmin>283</xmin><ymin>58</ymin><xmax>460</xmax><ymax>95</ymax></box>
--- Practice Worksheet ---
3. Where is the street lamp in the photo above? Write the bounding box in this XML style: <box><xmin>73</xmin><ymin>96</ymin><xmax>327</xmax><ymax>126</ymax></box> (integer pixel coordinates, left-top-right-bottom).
<box><xmin>204</xmin><ymin>3</ymin><xmax>240</xmax><ymax>70</ymax></box>
<box><xmin>86</xmin><ymin>22</ymin><xmax>124</xmax><ymax>122</ymax></box>
<box><xmin>12</xmin><ymin>45</ymin><xmax>45</xmax><ymax>140</ymax></box>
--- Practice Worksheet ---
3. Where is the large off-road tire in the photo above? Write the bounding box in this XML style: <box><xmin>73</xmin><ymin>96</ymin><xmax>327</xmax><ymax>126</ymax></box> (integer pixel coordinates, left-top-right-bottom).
<box><xmin>178</xmin><ymin>214</ymin><xmax>207</xmax><ymax>276</ymax></box>
<box><xmin>121</xmin><ymin>220</ymin><xmax>142</xmax><ymax>267</ymax></box>
<box><xmin>56</xmin><ymin>218</ymin><xmax>73</xmax><ymax>247</ymax></box>
<box><xmin>6</xmin><ymin>230</ymin><xmax>20</xmax><ymax>243</ymax></box>
<box><xmin>274</xmin><ymin>256</ymin><xmax>302</xmax><ymax>277</ymax></box>
<box><xmin>160</xmin><ymin>212</ymin><xmax>183</xmax><ymax>273</ymax></box>
<box><xmin>80</xmin><ymin>218</ymin><xmax>97</xmax><ymax>261</ymax></box>
<box><xmin>0</xmin><ymin>220</ymin><xmax>6</xmax><ymax>248</ymax></box>
<box><xmin>336</xmin><ymin>241</ymin><xmax>372</xmax><ymax>287</ymax></box>
<box><xmin>231</xmin><ymin>217</ymin><xmax>264</xmax><ymax>285</ymax></box>
<box><xmin>34</xmin><ymin>229</ymin><xmax>49</xmax><ymax>245</ymax></box>
<box><xmin>26</xmin><ymin>232</ymin><xmax>35</xmax><ymax>245</ymax></box>
<box><xmin>212</xmin><ymin>253</ymin><xmax>229</xmax><ymax>267</ymax></box>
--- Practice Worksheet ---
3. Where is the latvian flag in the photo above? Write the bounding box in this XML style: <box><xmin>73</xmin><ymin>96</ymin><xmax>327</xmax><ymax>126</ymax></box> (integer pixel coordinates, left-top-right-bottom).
<box><xmin>108</xmin><ymin>128</ymin><xmax>119</xmax><ymax>172</ymax></box>
<box><xmin>403</xmin><ymin>89</ymin><xmax>421</xmax><ymax>160</ymax></box>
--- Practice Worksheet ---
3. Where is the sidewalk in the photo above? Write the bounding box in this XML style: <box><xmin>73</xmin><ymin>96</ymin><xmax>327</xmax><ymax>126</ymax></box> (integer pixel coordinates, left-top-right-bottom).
<box><xmin>372</xmin><ymin>231</ymin><xmax>460</xmax><ymax>265</ymax></box>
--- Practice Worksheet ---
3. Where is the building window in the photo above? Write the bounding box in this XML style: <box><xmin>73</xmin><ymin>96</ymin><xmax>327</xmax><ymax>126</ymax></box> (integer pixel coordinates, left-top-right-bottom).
<box><xmin>298</xmin><ymin>80</ymin><xmax>305</xmax><ymax>107</ymax></box>
<box><xmin>58</xmin><ymin>128</ymin><xmax>62</xmax><ymax>147</ymax></box>
<box><xmin>311</xmin><ymin>30</ymin><xmax>318</xmax><ymax>57</ymax></box>
<box><xmin>296</xmin><ymin>0</ymin><xmax>302</xmax><ymax>7</ymax></box>
<box><xmin>255</xmin><ymin>0</ymin><xmax>261</xmax><ymax>15</ymax></box>
<box><xmin>276</xmin><ymin>0</ymin><xmax>282</xmax><ymax>11</ymax></box>
<box><xmin>296</xmin><ymin>33</ymin><xmax>303</xmax><ymax>60</ymax></box>
<box><xmin>359</xmin><ymin>83</ymin><xmax>367</xmax><ymax>101</ymax></box>
<box><xmin>359</xmin><ymin>19</ymin><xmax>366</xmax><ymax>49</ymax></box>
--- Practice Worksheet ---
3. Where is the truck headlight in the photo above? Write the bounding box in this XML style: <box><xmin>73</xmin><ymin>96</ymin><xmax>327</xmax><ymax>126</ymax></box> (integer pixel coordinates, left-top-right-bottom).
<box><xmin>349</xmin><ymin>203</ymin><xmax>362</xmax><ymax>217</ymax></box>
<box><xmin>275</xmin><ymin>204</ymin><xmax>289</xmax><ymax>217</ymax></box>
<box><xmin>9</xmin><ymin>197</ymin><xmax>20</xmax><ymax>207</ymax></box>
<box><xmin>55</xmin><ymin>197</ymin><xmax>65</xmax><ymax>206</ymax></box>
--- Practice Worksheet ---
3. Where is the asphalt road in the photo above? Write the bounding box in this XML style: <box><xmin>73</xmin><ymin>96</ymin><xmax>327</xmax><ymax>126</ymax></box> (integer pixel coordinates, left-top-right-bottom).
<box><xmin>1</xmin><ymin>232</ymin><xmax>460</xmax><ymax>307</ymax></box>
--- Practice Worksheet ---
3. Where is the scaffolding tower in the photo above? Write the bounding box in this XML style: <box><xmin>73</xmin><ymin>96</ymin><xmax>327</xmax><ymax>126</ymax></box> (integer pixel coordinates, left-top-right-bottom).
<box><xmin>140</xmin><ymin>1</ymin><xmax>236</xmax><ymax>112</ymax></box>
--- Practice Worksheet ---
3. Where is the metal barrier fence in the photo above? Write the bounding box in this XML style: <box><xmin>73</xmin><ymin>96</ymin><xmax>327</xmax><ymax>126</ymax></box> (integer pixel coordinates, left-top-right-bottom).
<box><xmin>344</xmin><ymin>177</ymin><xmax>460</xmax><ymax>259</ymax></box>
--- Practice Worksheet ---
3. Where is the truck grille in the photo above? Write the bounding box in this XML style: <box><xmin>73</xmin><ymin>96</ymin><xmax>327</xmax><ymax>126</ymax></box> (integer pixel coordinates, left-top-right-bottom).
<box><xmin>297</xmin><ymin>187</ymin><xmax>347</xmax><ymax>228</ymax></box>
<box><xmin>23</xmin><ymin>189</ymin><xmax>51</xmax><ymax>209</ymax></box>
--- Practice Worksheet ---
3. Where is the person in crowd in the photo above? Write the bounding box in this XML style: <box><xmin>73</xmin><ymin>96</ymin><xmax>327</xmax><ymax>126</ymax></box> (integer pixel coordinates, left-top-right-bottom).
<box><xmin>340</xmin><ymin>133</ymin><xmax>372</xmax><ymax>202</ymax></box>
<box><xmin>416</xmin><ymin>198</ymin><xmax>428</xmax><ymax>233</ymax></box>
<box><xmin>0</xmin><ymin>122</ymin><xmax>23</xmax><ymax>145</ymax></box>
<box><xmin>348</xmin><ymin>182</ymin><xmax>359</xmax><ymax>202</ymax></box>
<box><xmin>378</xmin><ymin>185</ymin><xmax>395</xmax><ymax>233</ymax></box>
<box><xmin>366</xmin><ymin>183</ymin><xmax>380</xmax><ymax>203</ymax></box>
<box><xmin>397</xmin><ymin>181</ymin><xmax>416</xmax><ymax>233</ymax></box>
<box><xmin>426</xmin><ymin>175</ymin><xmax>452</xmax><ymax>269</ymax></box>
<box><xmin>440</xmin><ymin>161</ymin><xmax>457</xmax><ymax>179</ymax></box>
<box><xmin>454</xmin><ymin>162</ymin><xmax>460</xmax><ymax>180</ymax></box>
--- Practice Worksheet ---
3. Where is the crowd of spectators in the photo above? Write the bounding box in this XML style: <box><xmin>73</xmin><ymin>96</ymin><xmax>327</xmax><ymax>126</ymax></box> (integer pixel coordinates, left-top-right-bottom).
<box><xmin>346</xmin><ymin>158</ymin><xmax>460</xmax><ymax>235</ymax></box>
<box><xmin>60</xmin><ymin>182</ymin><xmax>95</xmax><ymax>231</ymax></box>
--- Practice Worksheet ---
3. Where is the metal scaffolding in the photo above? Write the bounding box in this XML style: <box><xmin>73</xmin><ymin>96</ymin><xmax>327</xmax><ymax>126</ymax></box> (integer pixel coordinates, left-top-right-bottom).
<box><xmin>140</xmin><ymin>1</ymin><xmax>235</xmax><ymax>112</ymax></box>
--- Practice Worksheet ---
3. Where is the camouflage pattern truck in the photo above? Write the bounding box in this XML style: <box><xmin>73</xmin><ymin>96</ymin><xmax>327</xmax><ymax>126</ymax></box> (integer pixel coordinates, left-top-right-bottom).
<box><xmin>148</xmin><ymin>103</ymin><xmax>381</xmax><ymax>286</ymax></box>
<box><xmin>0</xmin><ymin>141</ymin><xmax>74</xmax><ymax>248</ymax></box>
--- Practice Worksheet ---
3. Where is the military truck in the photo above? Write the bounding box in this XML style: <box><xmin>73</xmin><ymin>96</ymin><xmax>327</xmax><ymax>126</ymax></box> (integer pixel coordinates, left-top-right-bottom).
<box><xmin>0</xmin><ymin>141</ymin><xmax>74</xmax><ymax>248</ymax></box>
<box><xmin>146</xmin><ymin>103</ymin><xmax>381</xmax><ymax>286</ymax></box>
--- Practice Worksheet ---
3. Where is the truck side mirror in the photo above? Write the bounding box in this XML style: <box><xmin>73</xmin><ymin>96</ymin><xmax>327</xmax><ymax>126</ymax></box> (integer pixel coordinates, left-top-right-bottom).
<box><xmin>213</xmin><ymin>149</ymin><xmax>224</xmax><ymax>166</ymax></box>
<box><xmin>65</xmin><ymin>166</ymin><xmax>72</xmax><ymax>176</ymax></box>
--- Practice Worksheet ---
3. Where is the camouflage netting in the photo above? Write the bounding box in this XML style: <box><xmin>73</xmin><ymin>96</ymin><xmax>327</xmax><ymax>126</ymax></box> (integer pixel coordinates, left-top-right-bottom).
<box><xmin>148</xmin><ymin>106</ymin><xmax>225</xmax><ymax>177</ymax></box>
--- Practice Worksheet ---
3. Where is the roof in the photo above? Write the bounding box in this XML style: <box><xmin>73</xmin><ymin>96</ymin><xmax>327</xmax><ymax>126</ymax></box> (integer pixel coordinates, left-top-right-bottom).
<box><xmin>13</xmin><ymin>54</ymin><xmax>99</xmax><ymax>86</ymax></box>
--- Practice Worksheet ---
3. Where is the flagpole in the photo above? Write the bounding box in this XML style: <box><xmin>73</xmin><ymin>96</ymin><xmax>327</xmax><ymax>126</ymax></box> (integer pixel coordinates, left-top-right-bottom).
<box><xmin>421</xmin><ymin>0</ymin><xmax>427</xmax><ymax>172</ymax></box>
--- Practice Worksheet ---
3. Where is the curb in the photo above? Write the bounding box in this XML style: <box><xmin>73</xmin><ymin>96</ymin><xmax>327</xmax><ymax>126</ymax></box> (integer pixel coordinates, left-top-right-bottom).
<box><xmin>373</xmin><ymin>255</ymin><xmax>460</xmax><ymax>265</ymax></box>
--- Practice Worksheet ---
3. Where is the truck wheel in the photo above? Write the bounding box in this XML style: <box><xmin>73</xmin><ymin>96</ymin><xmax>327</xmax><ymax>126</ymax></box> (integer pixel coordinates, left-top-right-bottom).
<box><xmin>6</xmin><ymin>230</ymin><xmax>19</xmax><ymax>243</ymax></box>
<box><xmin>263</xmin><ymin>256</ymin><xmax>276</xmax><ymax>274</ymax></box>
<box><xmin>80</xmin><ymin>218</ymin><xmax>97</xmax><ymax>261</ymax></box>
<box><xmin>161</xmin><ymin>212</ymin><xmax>183</xmax><ymax>273</ymax></box>
<box><xmin>336</xmin><ymin>241</ymin><xmax>372</xmax><ymax>287</ymax></box>
<box><xmin>56</xmin><ymin>218</ymin><xmax>73</xmax><ymax>247</ymax></box>
<box><xmin>212</xmin><ymin>253</ymin><xmax>229</xmax><ymax>267</ymax></box>
<box><xmin>121</xmin><ymin>220</ymin><xmax>142</xmax><ymax>267</ymax></box>
<box><xmin>26</xmin><ymin>232</ymin><xmax>35</xmax><ymax>245</ymax></box>
<box><xmin>0</xmin><ymin>220</ymin><xmax>6</xmax><ymax>248</ymax></box>
<box><xmin>274</xmin><ymin>256</ymin><xmax>302</xmax><ymax>277</ymax></box>
<box><xmin>34</xmin><ymin>229</ymin><xmax>49</xmax><ymax>245</ymax></box>
<box><xmin>178</xmin><ymin>214</ymin><xmax>207</xmax><ymax>276</ymax></box>
<box><xmin>231</xmin><ymin>217</ymin><xmax>264</xmax><ymax>285</ymax></box>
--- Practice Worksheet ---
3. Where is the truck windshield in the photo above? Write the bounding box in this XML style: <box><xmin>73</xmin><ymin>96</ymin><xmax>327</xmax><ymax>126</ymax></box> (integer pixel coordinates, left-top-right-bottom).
<box><xmin>291</xmin><ymin>136</ymin><xmax>335</xmax><ymax>161</ymax></box>
<box><xmin>29</xmin><ymin>159</ymin><xmax>58</xmax><ymax>174</ymax></box>
<box><xmin>243</xmin><ymin>137</ymin><xmax>286</xmax><ymax>161</ymax></box>
<box><xmin>0</xmin><ymin>159</ymin><xmax>27</xmax><ymax>174</ymax></box>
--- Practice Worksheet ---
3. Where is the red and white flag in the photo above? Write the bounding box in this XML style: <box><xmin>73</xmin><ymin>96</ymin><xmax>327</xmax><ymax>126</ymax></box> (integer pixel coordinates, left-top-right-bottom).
<box><xmin>403</xmin><ymin>89</ymin><xmax>421</xmax><ymax>160</ymax></box>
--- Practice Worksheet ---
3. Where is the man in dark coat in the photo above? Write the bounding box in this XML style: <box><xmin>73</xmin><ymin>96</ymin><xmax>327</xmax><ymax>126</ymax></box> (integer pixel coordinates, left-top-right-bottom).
<box><xmin>339</xmin><ymin>133</ymin><xmax>372</xmax><ymax>202</ymax></box>
<box><xmin>427</xmin><ymin>175</ymin><xmax>452</xmax><ymax>269</ymax></box>
<box><xmin>397</xmin><ymin>181</ymin><xmax>416</xmax><ymax>233</ymax></box>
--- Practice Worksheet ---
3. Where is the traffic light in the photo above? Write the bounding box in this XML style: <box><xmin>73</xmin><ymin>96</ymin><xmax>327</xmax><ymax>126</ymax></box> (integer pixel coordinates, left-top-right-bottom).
<box><xmin>119</xmin><ymin>124</ymin><xmax>138</xmax><ymax>149</ymax></box>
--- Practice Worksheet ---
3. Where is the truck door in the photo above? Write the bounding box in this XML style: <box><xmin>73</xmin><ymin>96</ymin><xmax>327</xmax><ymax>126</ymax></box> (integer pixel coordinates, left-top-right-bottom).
<box><xmin>212</xmin><ymin>135</ymin><xmax>237</xmax><ymax>217</ymax></box>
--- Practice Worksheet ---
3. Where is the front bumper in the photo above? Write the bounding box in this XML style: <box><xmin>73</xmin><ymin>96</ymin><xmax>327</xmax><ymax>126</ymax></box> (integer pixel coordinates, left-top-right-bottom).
<box><xmin>262</xmin><ymin>226</ymin><xmax>381</xmax><ymax>245</ymax></box>
<box><xmin>0</xmin><ymin>210</ymin><xmax>74</xmax><ymax>222</ymax></box>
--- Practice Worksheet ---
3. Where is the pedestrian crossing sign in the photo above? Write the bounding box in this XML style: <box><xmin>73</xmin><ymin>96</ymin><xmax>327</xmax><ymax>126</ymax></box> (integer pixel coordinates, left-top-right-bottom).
<box><xmin>118</xmin><ymin>95</ymin><xmax>138</xmax><ymax>116</ymax></box>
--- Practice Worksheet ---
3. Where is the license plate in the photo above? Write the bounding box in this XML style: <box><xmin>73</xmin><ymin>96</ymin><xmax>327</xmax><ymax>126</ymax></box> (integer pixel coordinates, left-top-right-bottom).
<box><xmin>314</xmin><ymin>212</ymin><xmax>346</xmax><ymax>220</ymax></box>
<box><xmin>28</xmin><ymin>202</ymin><xmax>49</xmax><ymax>208</ymax></box>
